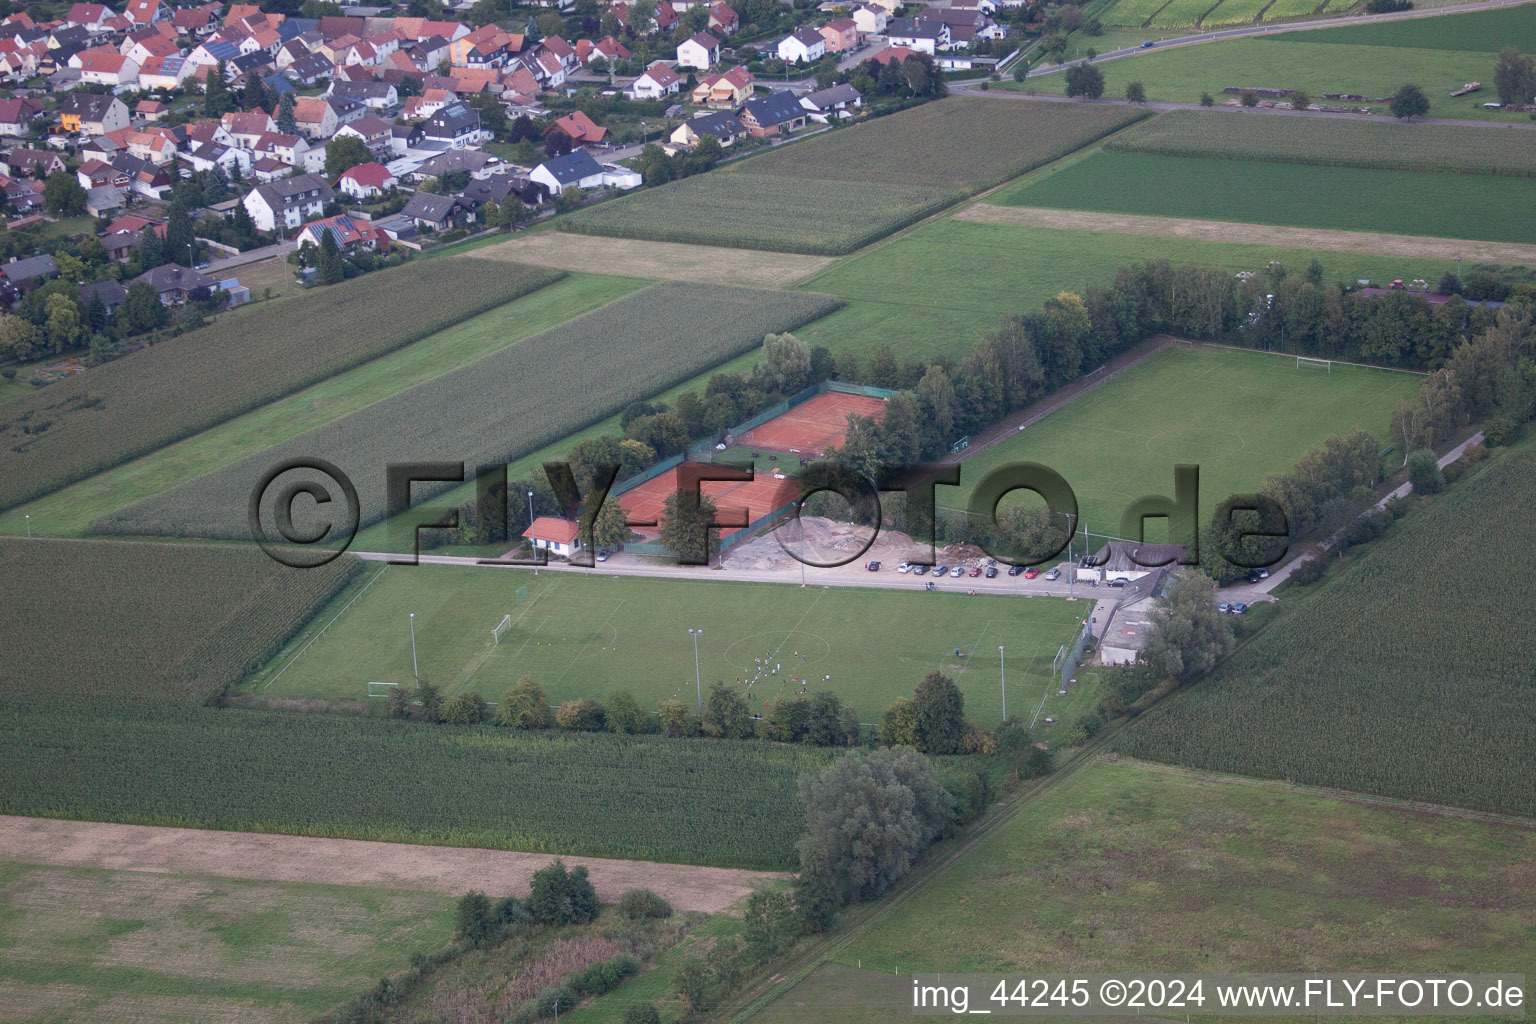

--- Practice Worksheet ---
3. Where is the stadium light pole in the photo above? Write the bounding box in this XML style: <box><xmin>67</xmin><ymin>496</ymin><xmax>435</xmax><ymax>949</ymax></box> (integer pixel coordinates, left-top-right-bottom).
<box><xmin>688</xmin><ymin>628</ymin><xmax>703</xmax><ymax>718</ymax></box>
<box><xmin>409</xmin><ymin>612</ymin><xmax>419</xmax><ymax>686</ymax></box>
<box><xmin>24</xmin><ymin>514</ymin><xmax>30</xmax><ymax>538</ymax></box>
<box><xmin>998</xmin><ymin>645</ymin><xmax>1006</xmax><ymax>721</ymax></box>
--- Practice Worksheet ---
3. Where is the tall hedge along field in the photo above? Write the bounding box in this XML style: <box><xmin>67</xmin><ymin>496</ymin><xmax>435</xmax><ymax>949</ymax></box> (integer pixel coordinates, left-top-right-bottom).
<box><xmin>1120</xmin><ymin>444</ymin><xmax>1536</xmax><ymax>817</ymax></box>
<box><xmin>96</xmin><ymin>283</ymin><xmax>841</xmax><ymax>539</ymax></box>
<box><xmin>0</xmin><ymin>537</ymin><xmax>359</xmax><ymax>704</ymax></box>
<box><xmin>562</xmin><ymin>97</ymin><xmax>1147</xmax><ymax>255</ymax></box>
<box><xmin>1107</xmin><ymin>110</ymin><xmax>1536</xmax><ymax>177</ymax></box>
<box><xmin>0</xmin><ymin>258</ymin><xmax>564</xmax><ymax>512</ymax></box>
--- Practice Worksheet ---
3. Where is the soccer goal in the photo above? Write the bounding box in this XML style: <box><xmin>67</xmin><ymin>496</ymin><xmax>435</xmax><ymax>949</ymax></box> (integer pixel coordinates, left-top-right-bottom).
<box><xmin>492</xmin><ymin>613</ymin><xmax>513</xmax><ymax>645</ymax></box>
<box><xmin>367</xmin><ymin>681</ymin><xmax>399</xmax><ymax>698</ymax></box>
<box><xmin>1296</xmin><ymin>356</ymin><xmax>1332</xmax><ymax>373</ymax></box>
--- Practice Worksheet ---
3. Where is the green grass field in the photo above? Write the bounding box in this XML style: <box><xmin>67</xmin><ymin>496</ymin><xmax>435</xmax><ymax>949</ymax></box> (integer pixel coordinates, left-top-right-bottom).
<box><xmin>950</xmin><ymin>345</ymin><xmax>1419</xmax><ymax>547</ymax></box>
<box><xmin>0</xmin><ymin>861</ymin><xmax>453</xmax><ymax>1024</ymax></box>
<box><xmin>1004</xmin><ymin>5</ymin><xmax>1533</xmax><ymax>121</ymax></box>
<box><xmin>252</xmin><ymin>568</ymin><xmax>1088</xmax><ymax>727</ymax></box>
<box><xmin>996</xmin><ymin>151</ymin><xmax>1536</xmax><ymax>243</ymax></box>
<box><xmin>0</xmin><ymin>274</ymin><xmax>647</xmax><ymax>540</ymax></box>
<box><xmin>752</xmin><ymin>757</ymin><xmax>1535</xmax><ymax>1022</ymax></box>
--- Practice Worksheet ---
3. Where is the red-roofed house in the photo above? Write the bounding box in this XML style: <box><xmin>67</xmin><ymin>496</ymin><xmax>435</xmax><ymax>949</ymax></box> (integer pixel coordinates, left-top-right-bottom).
<box><xmin>124</xmin><ymin>30</ymin><xmax>182</xmax><ymax>66</ymax></box>
<box><xmin>676</xmin><ymin>31</ymin><xmax>719</xmax><ymax>70</ymax></box>
<box><xmin>628</xmin><ymin>61</ymin><xmax>680</xmax><ymax>100</ymax></box>
<box><xmin>296</xmin><ymin>212</ymin><xmax>388</xmax><ymax>251</ymax></box>
<box><xmin>124</xmin><ymin>0</ymin><xmax>169</xmax><ymax>26</ymax></box>
<box><xmin>72</xmin><ymin>47</ymin><xmax>140</xmax><ymax>87</ymax></box>
<box><xmin>0</xmin><ymin>97</ymin><xmax>40</xmax><ymax>137</ymax></box>
<box><xmin>545</xmin><ymin>111</ymin><xmax>608</xmax><ymax>147</ymax></box>
<box><xmin>136</xmin><ymin>99</ymin><xmax>168</xmax><ymax>121</ymax></box>
<box><xmin>819</xmin><ymin>17</ymin><xmax>858</xmax><ymax>52</ymax></box>
<box><xmin>707</xmin><ymin>2</ymin><xmax>738</xmax><ymax>35</ymax></box>
<box><xmin>690</xmin><ymin>64</ymin><xmax>753</xmax><ymax>107</ymax></box>
<box><xmin>337</xmin><ymin>161</ymin><xmax>396</xmax><ymax>198</ymax></box>
<box><xmin>171</xmin><ymin>7</ymin><xmax>214</xmax><ymax>37</ymax></box>
<box><xmin>867</xmin><ymin>44</ymin><xmax>918</xmax><ymax>65</ymax></box>
<box><xmin>524</xmin><ymin>517</ymin><xmax>582</xmax><ymax>558</ymax></box>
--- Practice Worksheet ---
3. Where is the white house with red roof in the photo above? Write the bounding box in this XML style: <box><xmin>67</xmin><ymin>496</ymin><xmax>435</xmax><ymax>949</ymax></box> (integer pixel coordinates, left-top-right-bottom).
<box><xmin>676</xmin><ymin>31</ymin><xmax>719</xmax><ymax>70</ymax></box>
<box><xmin>707</xmin><ymin>2</ymin><xmax>739</xmax><ymax>34</ymax></box>
<box><xmin>523</xmin><ymin>517</ymin><xmax>582</xmax><ymax>558</ymax></box>
<box><xmin>124</xmin><ymin>0</ymin><xmax>169</xmax><ymax>26</ymax></box>
<box><xmin>627</xmin><ymin>61</ymin><xmax>680</xmax><ymax>100</ymax></box>
<box><xmin>65</xmin><ymin>3</ymin><xmax>113</xmax><ymax>31</ymax></box>
<box><xmin>72</xmin><ymin>47</ymin><xmax>140</xmax><ymax>88</ymax></box>
<box><xmin>337</xmin><ymin>161</ymin><xmax>397</xmax><ymax>198</ymax></box>
<box><xmin>296</xmin><ymin>212</ymin><xmax>389</xmax><ymax>251</ymax></box>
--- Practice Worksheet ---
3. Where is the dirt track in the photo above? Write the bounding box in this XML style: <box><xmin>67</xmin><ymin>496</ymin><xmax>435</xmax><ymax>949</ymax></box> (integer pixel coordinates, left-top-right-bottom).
<box><xmin>956</xmin><ymin>204</ymin><xmax>1536</xmax><ymax>266</ymax></box>
<box><xmin>0</xmin><ymin>816</ymin><xmax>780</xmax><ymax>913</ymax></box>
<box><xmin>467</xmin><ymin>232</ymin><xmax>834</xmax><ymax>288</ymax></box>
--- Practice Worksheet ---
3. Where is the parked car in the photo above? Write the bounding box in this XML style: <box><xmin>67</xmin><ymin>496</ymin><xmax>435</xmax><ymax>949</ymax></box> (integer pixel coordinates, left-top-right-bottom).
<box><xmin>913</xmin><ymin>564</ymin><xmax>929</xmax><ymax>575</ymax></box>
<box><xmin>1219</xmin><ymin>602</ymin><xmax>1232</xmax><ymax>613</ymax></box>
<box><xmin>1024</xmin><ymin>567</ymin><xmax>1039</xmax><ymax>579</ymax></box>
<box><xmin>897</xmin><ymin>562</ymin><xmax>912</xmax><ymax>573</ymax></box>
<box><xmin>596</xmin><ymin>550</ymin><xmax>610</xmax><ymax>562</ymax></box>
<box><xmin>949</xmin><ymin>566</ymin><xmax>964</xmax><ymax>577</ymax></box>
<box><xmin>1044</xmin><ymin>568</ymin><xmax>1061</xmax><ymax>581</ymax></box>
<box><xmin>985</xmin><ymin>566</ymin><xmax>998</xmax><ymax>578</ymax></box>
<box><xmin>1231</xmin><ymin>602</ymin><xmax>1249</xmax><ymax>614</ymax></box>
<box><xmin>968</xmin><ymin>566</ymin><xmax>982</xmax><ymax>577</ymax></box>
<box><xmin>1108</xmin><ymin>577</ymin><xmax>1129</xmax><ymax>588</ymax></box>
<box><xmin>1008</xmin><ymin>564</ymin><xmax>1025</xmax><ymax>576</ymax></box>
<box><xmin>866</xmin><ymin>561</ymin><xmax>881</xmax><ymax>572</ymax></box>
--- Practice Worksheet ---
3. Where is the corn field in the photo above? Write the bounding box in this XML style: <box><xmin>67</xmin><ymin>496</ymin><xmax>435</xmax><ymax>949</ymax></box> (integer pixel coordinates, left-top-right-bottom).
<box><xmin>0</xmin><ymin>537</ymin><xmax>359</xmax><ymax>704</ymax></box>
<box><xmin>1121</xmin><ymin>446</ymin><xmax>1536</xmax><ymax>818</ymax></box>
<box><xmin>1108</xmin><ymin>110</ymin><xmax>1536</xmax><ymax>177</ymax></box>
<box><xmin>0</xmin><ymin>694</ymin><xmax>824</xmax><ymax>868</ymax></box>
<box><xmin>0</xmin><ymin>258</ymin><xmax>564</xmax><ymax>512</ymax></box>
<box><xmin>95</xmin><ymin>283</ymin><xmax>841</xmax><ymax>539</ymax></box>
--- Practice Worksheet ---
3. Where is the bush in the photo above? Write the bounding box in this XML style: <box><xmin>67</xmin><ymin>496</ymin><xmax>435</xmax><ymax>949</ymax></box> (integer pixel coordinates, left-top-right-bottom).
<box><xmin>1344</xmin><ymin>508</ymin><xmax>1393</xmax><ymax>546</ymax></box>
<box><xmin>1287</xmin><ymin>555</ymin><xmax>1327</xmax><ymax>586</ymax></box>
<box><xmin>621</xmin><ymin>1004</ymin><xmax>661</xmax><ymax>1024</ymax></box>
<box><xmin>1483</xmin><ymin>417</ymin><xmax>1518</xmax><ymax>447</ymax></box>
<box><xmin>1406</xmin><ymin>448</ymin><xmax>1445</xmax><ymax>494</ymax></box>
<box><xmin>618</xmin><ymin>888</ymin><xmax>673</xmax><ymax>920</ymax></box>
<box><xmin>1240</xmin><ymin>90</ymin><xmax>1259</xmax><ymax>107</ymax></box>
<box><xmin>1462</xmin><ymin>442</ymin><xmax>1487</xmax><ymax>463</ymax></box>
<box><xmin>527</xmin><ymin>860</ymin><xmax>600</xmax><ymax>925</ymax></box>
<box><xmin>1441</xmin><ymin>460</ymin><xmax>1465</xmax><ymax>483</ymax></box>
<box><xmin>556</xmin><ymin>698</ymin><xmax>606</xmax><ymax>731</ymax></box>
<box><xmin>443</xmin><ymin>691</ymin><xmax>488</xmax><ymax>725</ymax></box>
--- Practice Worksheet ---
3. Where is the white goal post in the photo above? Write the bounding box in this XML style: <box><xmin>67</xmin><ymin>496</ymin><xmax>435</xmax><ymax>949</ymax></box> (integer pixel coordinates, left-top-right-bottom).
<box><xmin>492</xmin><ymin>613</ymin><xmax>513</xmax><ymax>644</ymax></box>
<box><xmin>367</xmin><ymin>681</ymin><xmax>399</xmax><ymax>698</ymax></box>
<box><xmin>1296</xmin><ymin>356</ymin><xmax>1332</xmax><ymax>373</ymax></box>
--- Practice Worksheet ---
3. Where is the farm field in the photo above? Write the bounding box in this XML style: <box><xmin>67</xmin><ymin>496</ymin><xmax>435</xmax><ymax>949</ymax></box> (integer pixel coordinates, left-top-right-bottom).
<box><xmin>754</xmin><ymin>757</ymin><xmax>1535</xmax><ymax>1022</ymax></box>
<box><xmin>0</xmin><ymin>258</ymin><xmax>563</xmax><ymax>514</ymax></box>
<box><xmin>1106</xmin><ymin>108</ymin><xmax>1536</xmax><ymax>176</ymax></box>
<box><xmin>950</xmin><ymin>345</ymin><xmax>1418</xmax><ymax>549</ymax></box>
<box><xmin>1100</xmin><ymin>0</ymin><xmax>1181</xmax><ymax>26</ymax></box>
<box><xmin>1120</xmin><ymin>439</ymin><xmax>1536</xmax><ymax>817</ymax></box>
<box><xmin>996</xmin><ymin>151</ymin><xmax>1536</xmax><ymax>244</ymax></box>
<box><xmin>0</xmin><ymin>538</ymin><xmax>359</xmax><ymax>705</ymax></box>
<box><xmin>466</xmin><ymin>233</ymin><xmax>834</xmax><ymax>287</ymax></box>
<box><xmin>0</xmin><ymin>861</ymin><xmax>454</xmax><ymax>1024</ymax></box>
<box><xmin>1004</xmin><ymin>21</ymin><xmax>1518</xmax><ymax>120</ymax></box>
<box><xmin>1150</xmin><ymin>0</ymin><xmax>1220</xmax><ymax>28</ymax></box>
<box><xmin>562</xmin><ymin>98</ymin><xmax>1147</xmax><ymax>255</ymax></box>
<box><xmin>0</xmin><ymin>695</ymin><xmax>825</xmax><ymax>869</ymax></box>
<box><xmin>251</xmin><ymin>566</ymin><xmax>1089</xmax><ymax>728</ymax></box>
<box><xmin>795</xmin><ymin>217</ymin><xmax>1456</xmax><ymax>364</ymax></box>
<box><xmin>1200</xmin><ymin>0</ymin><xmax>1277</xmax><ymax>26</ymax></box>
<box><xmin>1268</xmin><ymin>1</ymin><xmax>1535</xmax><ymax>49</ymax></box>
<box><xmin>94</xmin><ymin>283</ymin><xmax>840</xmax><ymax>540</ymax></box>
<box><xmin>0</xmin><ymin>274</ymin><xmax>647</xmax><ymax>540</ymax></box>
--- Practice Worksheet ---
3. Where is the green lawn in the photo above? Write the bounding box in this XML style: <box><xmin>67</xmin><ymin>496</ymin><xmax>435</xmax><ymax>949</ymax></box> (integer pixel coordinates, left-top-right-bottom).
<box><xmin>950</xmin><ymin>345</ymin><xmax>1419</xmax><ymax>548</ymax></box>
<box><xmin>1004</xmin><ymin>9</ymin><xmax>1532</xmax><ymax>121</ymax></box>
<box><xmin>751</xmin><ymin>757</ymin><xmax>1534</xmax><ymax>1022</ymax></box>
<box><xmin>995</xmin><ymin>151</ymin><xmax>1536</xmax><ymax>243</ymax></box>
<box><xmin>251</xmin><ymin>567</ymin><xmax>1089</xmax><ymax>728</ymax></box>
<box><xmin>0</xmin><ymin>274</ymin><xmax>647</xmax><ymax>539</ymax></box>
<box><xmin>0</xmin><ymin>861</ymin><xmax>453</xmax><ymax>1024</ymax></box>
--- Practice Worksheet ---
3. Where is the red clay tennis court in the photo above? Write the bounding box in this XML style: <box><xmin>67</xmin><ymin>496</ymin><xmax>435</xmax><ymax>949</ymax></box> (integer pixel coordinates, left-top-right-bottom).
<box><xmin>737</xmin><ymin>391</ymin><xmax>888</xmax><ymax>456</ymax></box>
<box><xmin>619</xmin><ymin>465</ymin><xmax>800</xmax><ymax>539</ymax></box>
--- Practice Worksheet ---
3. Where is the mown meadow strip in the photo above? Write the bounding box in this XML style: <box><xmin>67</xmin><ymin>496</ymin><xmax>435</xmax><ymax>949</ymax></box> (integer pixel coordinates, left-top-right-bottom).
<box><xmin>0</xmin><ymin>258</ymin><xmax>564</xmax><ymax>512</ymax></box>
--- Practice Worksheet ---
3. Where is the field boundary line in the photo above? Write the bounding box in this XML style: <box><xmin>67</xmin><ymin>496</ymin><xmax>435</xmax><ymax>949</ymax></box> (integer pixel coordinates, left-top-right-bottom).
<box><xmin>553</xmin><ymin>598</ymin><xmax>627</xmax><ymax>687</ymax></box>
<box><xmin>260</xmin><ymin>564</ymin><xmax>388</xmax><ymax>690</ymax></box>
<box><xmin>1191</xmin><ymin>340</ymin><xmax>1431</xmax><ymax>375</ymax></box>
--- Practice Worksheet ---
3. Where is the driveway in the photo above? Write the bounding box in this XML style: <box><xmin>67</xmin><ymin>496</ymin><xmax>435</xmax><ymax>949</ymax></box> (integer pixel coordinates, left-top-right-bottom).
<box><xmin>202</xmin><ymin>239</ymin><xmax>293</xmax><ymax>274</ymax></box>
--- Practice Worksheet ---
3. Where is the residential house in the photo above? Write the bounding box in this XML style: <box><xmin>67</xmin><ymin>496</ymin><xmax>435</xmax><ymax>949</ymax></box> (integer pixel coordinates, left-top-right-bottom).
<box><xmin>290</xmin><ymin>96</ymin><xmax>340</xmax><ymax>139</ymax></box>
<box><xmin>529</xmin><ymin>49</ymin><xmax>566</xmax><ymax>89</ymax></box>
<box><xmin>332</xmin><ymin>114</ymin><xmax>393</xmax><ymax>157</ymax></box>
<box><xmin>171</xmin><ymin>7</ymin><xmax>215</xmax><ymax>38</ymax></box>
<box><xmin>124</xmin><ymin>0</ymin><xmax>170</xmax><ymax>27</ymax></box>
<box><xmin>186</xmin><ymin>38</ymin><xmax>239</xmax><ymax>68</ymax></box>
<box><xmin>0</xmin><ymin>97</ymin><xmax>39</xmax><ymax>137</ymax></box>
<box><xmin>523</xmin><ymin>517</ymin><xmax>582</xmax><ymax>558</ymax></box>
<box><xmin>2</xmin><ymin>148</ymin><xmax>65</xmax><ymax>177</ymax></box>
<box><xmin>134</xmin><ymin>263</ymin><xmax>217</xmax><ymax>305</ymax></box>
<box><xmin>669</xmin><ymin>110</ymin><xmax>744</xmax><ymax>148</ymax></box>
<box><xmin>577</xmin><ymin>36</ymin><xmax>630</xmax><ymax>65</ymax></box>
<box><xmin>919</xmin><ymin>6</ymin><xmax>1001</xmax><ymax>46</ymax></box>
<box><xmin>707</xmin><ymin>2</ymin><xmax>739</xmax><ymax>35</ymax></box>
<box><xmin>135</xmin><ymin>54</ymin><xmax>192</xmax><ymax>90</ymax></box>
<box><xmin>181</xmin><ymin>138</ymin><xmax>250</xmax><ymax>176</ymax></box>
<box><xmin>867</xmin><ymin>44</ymin><xmax>919</xmax><ymax>66</ymax></box>
<box><xmin>104</xmin><ymin>127</ymin><xmax>177</xmax><ymax>164</ymax></box>
<box><xmin>337</xmin><ymin>161</ymin><xmax>396</xmax><ymax>198</ymax></box>
<box><xmin>243</xmin><ymin>172</ymin><xmax>334</xmax><ymax>232</ymax></box>
<box><xmin>58</xmin><ymin>93</ymin><xmax>129</xmax><ymax>135</ymax></box>
<box><xmin>448</xmin><ymin>23</ymin><xmax>515</xmax><ymax>67</ymax></box>
<box><xmin>737</xmin><ymin>90</ymin><xmax>806</xmax><ymax>136</ymax></box>
<box><xmin>545</xmin><ymin>111</ymin><xmax>607</xmax><ymax>148</ymax></box>
<box><xmin>251</xmin><ymin>130</ymin><xmax>323</xmax><ymax>173</ymax></box>
<box><xmin>328</xmin><ymin>78</ymin><xmax>398</xmax><ymax>110</ymax></box>
<box><xmin>675</xmin><ymin>31</ymin><xmax>719</xmax><ymax>70</ymax></box>
<box><xmin>222</xmin><ymin>108</ymin><xmax>276</xmax><ymax>147</ymax></box>
<box><xmin>65</xmin><ymin>3</ymin><xmax>113</xmax><ymax>32</ymax></box>
<box><xmin>399</xmin><ymin>190</ymin><xmax>465</xmax><ymax>231</ymax></box>
<box><xmin>862</xmin><ymin>0</ymin><xmax>901</xmax><ymax>12</ymax></box>
<box><xmin>777</xmin><ymin>27</ymin><xmax>825</xmax><ymax>64</ymax></box>
<box><xmin>85</xmin><ymin>184</ymin><xmax>125</xmax><ymax>217</ymax></box>
<box><xmin>627</xmin><ymin>61</ymin><xmax>680</xmax><ymax>100</ymax></box>
<box><xmin>527</xmin><ymin>149</ymin><xmax>639</xmax><ymax>195</ymax></box>
<box><xmin>538</xmin><ymin>35</ymin><xmax>577</xmax><ymax>71</ymax></box>
<box><xmin>79</xmin><ymin>278</ymin><xmax>128</xmax><ymax>315</ymax></box>
<box><xmin>71</xmin><ymin>47</ymin><xmax>141</xmax><ymax>88</ymax></box>
<box><xmin>851</xmin><ymin>4</ymin><xmax>887</xmax><ymax>35</ymax></box>
<box><xmin>123</xmin><ymin>30</ymin><xmax>181</xmax><ymax>67</ymax></box>
<box><xmin>422</xmin><ymin>101</ymin><xmax>487</xmax><ymax>149</ymax></box>
<box><xmin>286</xmin><ymin>51</ymin><xmax>333</xmax><ymax>85</ymax></box>
<box><xmin>77</xmin><ymin>157</ymin><xmax>131</xmax><ymax>191</ymax></box>
<box><xmin>818</xmin><ymin>17</ymin><xmax>858</xmax><ymax>52</ymax></box>
<box><xmin>690</xmin><ymin>64</ymin><xmax>753</xmax><ymax>107</ymax></box>
<box><xmin>800</xmin><ymin>82</ymin><xmax>862</xmax><ymax>121</ymax></box>
<box><xmin>884</xmin><ymin>17</ymin><xmax>947</xmax><ymax>54</ymax></box>
<box><xmin>135</xmin><ymin>99</ymin><xmax>168</xmax><ymax>121</ymax></box>
<box><xmin>0</xmin><ymin>254</ymin><xmax>60</xmax><ymax>294</ymax></box>
<box><xmin>296</xmin><ymin>212</ymin><xmax>387</xmax><ymax>251</ymax></box>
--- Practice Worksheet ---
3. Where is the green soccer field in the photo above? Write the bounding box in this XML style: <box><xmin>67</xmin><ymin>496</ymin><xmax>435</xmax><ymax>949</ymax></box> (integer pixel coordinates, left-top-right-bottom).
<box><xmin>250</xmin><ymin>569</ymin><xmax>1091</xmax><ymax>728</ymax></box>
<box><xmin>950</xmin><ymin>344</ymin><xmax>1421</xmax><ymax>549</ymax></box>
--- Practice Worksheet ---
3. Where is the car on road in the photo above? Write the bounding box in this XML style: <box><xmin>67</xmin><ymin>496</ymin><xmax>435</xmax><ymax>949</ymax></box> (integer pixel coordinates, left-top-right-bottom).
<box><xmin>950</xmin><ymin>566</ymin><xmax>964</xmax><ymax>577</ymax></box>
<box><xmin>1108</xmin><ymin>577</ymin><xmax>1129</xmax><ymax>588</ymax></box>
<box><xmin>1231</xmin><ymin>602</ymin><xmax>1249</xmax><ymax>614</ymax></box>
<box><xmin>1140</xmin><ymin>39</ymin><xmax>1155</xmax><ymax>47</ymax></box>
<box><xmin>1024</xmin><ymin>567</ymin><xmax>1039</xmax><ymax>579</ymax></box>
<box><xmin>913</xmin><ymin>564</ymin><xmax>929</xmax><ymax>575</ymax></box>
<box><xmin>1008</xmin><ymin>564</ymin><xmax>1025</xmax><ymax>576</ymax></box>
<box><xmin>866</xmin><ymin>561</ymin><xmax>881</xmax><ymax>572</ymax></box>
<box><xmin>1044</xmin><ymin>568</ymin><xmax>1061</xmax><ymax>581</ymax></box>
<box><xmin>985</xmin><ymin>566</ymin><xmax>998</xmax><ymax>578</ymax></box>
<box><xmin>1246</xmin><ymin>569</ymin><xmax>1271</xmax><ymax>584</ymax></box>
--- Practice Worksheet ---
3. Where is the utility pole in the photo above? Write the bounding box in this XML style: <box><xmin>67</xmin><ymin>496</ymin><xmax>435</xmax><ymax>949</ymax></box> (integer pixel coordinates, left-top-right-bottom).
<box><xmin>409</xmin><ymin>612</ymin><xmax>419</xmax><ymax>685</ymax></box>
<box><xmin>689</xmin><ymin>628</ymin><xmax>703</xmax><ymax>718</ymax></box>
<box><xmin>998</xmin><ymin>645</ymin><xmax>1006</xmax><ymax>721</ymax></box>
<box><xmin>24</xmin><ymin>514</ymin><xmax>30</xmax><ymax>538</ymax></box>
